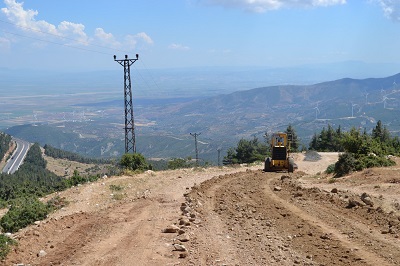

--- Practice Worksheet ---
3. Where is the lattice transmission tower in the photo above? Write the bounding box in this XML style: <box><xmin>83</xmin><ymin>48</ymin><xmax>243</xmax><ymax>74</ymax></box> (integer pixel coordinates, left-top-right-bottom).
<box><xmin>114</xmin><ymin>54</ymin><xmax>139</xmax><ymax>153</ymax></box>
<box><xmin>190</xmin><ymin>132</ymin><xmax>201</xmax><ymax>165</ymax></box>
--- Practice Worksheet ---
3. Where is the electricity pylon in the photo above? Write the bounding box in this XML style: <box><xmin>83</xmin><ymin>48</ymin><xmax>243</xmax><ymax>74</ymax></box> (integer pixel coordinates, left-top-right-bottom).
<box><xmin>114</xmin><ymin>54</ymin><xmax>139</xmax><ymax>154</ymax></box>
<box><xmin>190</xmin><ymin>132</ymin><xmax>201</xmax><ymax>165</ymax></box>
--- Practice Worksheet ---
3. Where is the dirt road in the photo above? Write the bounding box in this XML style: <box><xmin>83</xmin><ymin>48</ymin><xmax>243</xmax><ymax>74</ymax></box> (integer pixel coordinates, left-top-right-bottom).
<box><xmin>3</xmin><ymin>152</ymin><xmax>400</xmax><ymax>265</ymax></box>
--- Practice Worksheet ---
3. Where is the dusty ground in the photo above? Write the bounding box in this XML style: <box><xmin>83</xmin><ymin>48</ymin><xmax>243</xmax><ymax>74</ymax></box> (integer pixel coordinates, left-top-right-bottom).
<box><xmin>3</xmin><ymin>152</ymin><xmax>400</xmax><ymax>266</ymax></box>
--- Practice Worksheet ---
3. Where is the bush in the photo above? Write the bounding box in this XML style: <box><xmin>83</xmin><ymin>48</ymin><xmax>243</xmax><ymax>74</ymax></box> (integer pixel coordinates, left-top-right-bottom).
<box><xmin>334</xmin><ymin>152</ymin><xmax>358</xmax><ymax>177</ymax></box>
<box><xmin>168</xmin><ymin>158</ymin><xmax>194</xmax><ymax>170</ymax></box>
<box><xmin>325</xmin><ymin>164</ymin><xmax>335</xmax><ymax>174</ymax></box>
<box><xmin>0</xmin><ymin>234</ymin><xmax>16</xmax><ymax>259</ymax></box>
<box><xmin>0</xmin><ymin>197</ymin><xmax>49</xmax><ymax>233</ymax></box>
<box><xmin>120</xmin><ymin>153</ymin><xmax>150</xmax><ymax>171</ymax></box>
<box><xmin>334</xmin><ymin>152</ymin><xmax>395</xmax><ymax>177</ymax></box>
<box><xmin>46</xmin><ymin>195</ymin><xmax>69</xmax><ymax>212</ymax></box>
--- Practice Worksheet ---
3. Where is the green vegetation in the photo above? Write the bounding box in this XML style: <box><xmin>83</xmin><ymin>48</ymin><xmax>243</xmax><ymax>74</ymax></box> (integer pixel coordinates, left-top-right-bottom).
<box><xmin>0</xmin><ymin>143</ymin><xmax>68</xmax><ymax>200</ymax></box>
<box><xmin>0</xmin><ymin>132</ymin><xmax>11</xmax><ymax>161</ymax></box>
<box><xmin>44</xmin><ymin>144</ymin><xmax>110</xmax><ymax>164</ymax></box>
<box><xmin>224</xmin><ymin>125</ymin><xmax>299</xmax><ymax>165</ymax></box>
<box><xmin>0</xmin><ymin>234</ymin><xmax>16</xmax><ymax>259</ymax></box>
<box><xmin>309</xmin><ymin>124</ymin><xmax>344</xmax><ymax>152</ymax></box>
<box><xmin>224</xmin><ymin>137</ymin><xmax>268</xmax><ymax>164</ymax></box>
<box><xmin>120</xmin><ymin>153</ymin><xmax>151</xmax><ymax>172</ymax></box>
<box><xmin>67</xmin><ymin>170</ymin><xmax>100</xmax><ymax>187</ymax></box>
<box><xmin>285</xmin><ymin>124</ymin><xmax>300</xmax><ymax>152</ymax></box>
<box><xmin>109</xmin><ymin>184</ymin><xmax>125</xmax><ymax>200</ymax></box>
<box><xmin>109</xmin><ymin>184</ymin><xmax>123</xmax><ymax>191</ymax></box>
<box><xmin>0</xmin><ymin>196</ymin><xmax>48</xmax><ymax>233</ymax></box>
<box><xmin>0</xmin><ymin>142</ymin><xmax>103</xmax><ymax>258</ymax></box>
<box><xmin>167</xmin><ymin>157</ymin><xmax>195</xmax><ymax>169</ymax></box>
<box><xmin>311</xmin><ymin>121</ymin><xmax>398</xmax><ymax>177</ymax></box>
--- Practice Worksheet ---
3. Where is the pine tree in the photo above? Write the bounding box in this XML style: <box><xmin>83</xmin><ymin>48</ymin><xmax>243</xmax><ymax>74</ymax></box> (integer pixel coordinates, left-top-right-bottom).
<box><xmin>285</xmin><ymin>124</ymin><xmax>299</xmax><ymax>152</ymax></box>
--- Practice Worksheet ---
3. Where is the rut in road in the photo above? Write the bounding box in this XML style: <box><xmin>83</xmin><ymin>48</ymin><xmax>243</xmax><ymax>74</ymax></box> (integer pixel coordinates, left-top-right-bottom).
<box><xmin>183</xmin><ymin>170</ymin><xmax>399</xmax><ymax>265</ymax></box>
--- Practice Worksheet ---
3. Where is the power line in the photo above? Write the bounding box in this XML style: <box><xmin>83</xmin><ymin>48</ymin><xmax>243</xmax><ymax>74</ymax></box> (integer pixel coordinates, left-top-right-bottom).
<box><xmin>138</xmin><ymin>60</ymin><xmax>163</xmax><ymax>92</ymax></box>
<box><xmin>0</xmin><ymin>28</ymin><xmax>113</xmax><ymax>55</ymax></box>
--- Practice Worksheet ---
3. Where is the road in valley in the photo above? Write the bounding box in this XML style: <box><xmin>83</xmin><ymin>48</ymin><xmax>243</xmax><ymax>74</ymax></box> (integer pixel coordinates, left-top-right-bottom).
<box><xmin>2</xmin><ymin>138</ymin><xmax>30</xmax><ymax>174</ymax></box>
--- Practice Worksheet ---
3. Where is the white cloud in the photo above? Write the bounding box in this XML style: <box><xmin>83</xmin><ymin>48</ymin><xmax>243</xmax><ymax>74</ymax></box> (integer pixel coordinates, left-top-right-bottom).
<box><xmin>94</xmin><ymin>28</ymin><xmax>120</xmax><ymax>47</ymax></box>
<box><xmin>200</xmin><ymin>0</ymin><xmax>346</xmax><ymax>13</ymax></box>
<box><xmin>124</xmin><ymin>32</ymin><xmax>154</xmax><ymax>50</ymax></box>
<box><xmin>59</xmin><ymin>21</ymin><xmax>88</xmax><ymax>44</ymax></box>
<box><xmin>1</xmin><ymin>0</ymin><xmax>152</xmax><ymax>51</ymax></box>
<box><xmin>168</xmin><ymin>43</ymin><xmax>190</xmax><ymax>50</ymax></box>
<box><xmin>2</xmin><ymin>0</ymin><xmax>61</xmax><ymax>35</ymax></box>
<box><xmin>376</xmin><ymin>0</ymin><xmax>400</xmax><ymax>22</ymax></box>
<box><xmin>135</xmin><ymin>32</ymin><xmax>154</xmax><ymax>45</ymax></box>
<box><xmin>1</xmin><ymin>0</ymin><xmax>87</xmax><ymax>43</ymax></box>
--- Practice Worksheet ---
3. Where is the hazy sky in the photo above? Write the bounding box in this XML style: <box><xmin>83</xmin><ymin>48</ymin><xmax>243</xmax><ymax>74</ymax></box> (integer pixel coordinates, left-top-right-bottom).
<box><xmin>0</xmin><ymin>0</ymin><xmax>399</xmax><ymax>71</ymax></box>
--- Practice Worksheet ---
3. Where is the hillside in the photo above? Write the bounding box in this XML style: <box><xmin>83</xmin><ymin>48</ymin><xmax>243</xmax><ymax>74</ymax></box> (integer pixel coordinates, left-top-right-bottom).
<box><xmin>3</xmin><ymin>153</ymin><xmax>400</xmax><ymax>265</ymax></box>
<box><xmin>5</xmin><ymin>73</ymin><xmax>400</xmax><ymax>162</ymax></box>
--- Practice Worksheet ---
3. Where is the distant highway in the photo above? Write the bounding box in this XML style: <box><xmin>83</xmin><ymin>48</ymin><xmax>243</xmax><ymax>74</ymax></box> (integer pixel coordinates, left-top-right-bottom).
<box><xmin>2</xmin><ymin>138</ymin><xmax>31</xmax><ymax>174</ymax></box>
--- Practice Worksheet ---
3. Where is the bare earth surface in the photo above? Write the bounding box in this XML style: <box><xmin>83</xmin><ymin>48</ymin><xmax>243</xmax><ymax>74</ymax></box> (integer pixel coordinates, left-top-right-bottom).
<box><xmin>3</xmin><ymin>152</ymin><xmax>400</xmax><ymax>266</ymax></box>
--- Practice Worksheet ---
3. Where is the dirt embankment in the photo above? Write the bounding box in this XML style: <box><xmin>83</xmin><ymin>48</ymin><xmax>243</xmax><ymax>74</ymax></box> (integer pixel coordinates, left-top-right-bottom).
<box><xmin>3</xmin><ymin>152</ymin><xmax>400</xmax><ymax>266</ymax></box>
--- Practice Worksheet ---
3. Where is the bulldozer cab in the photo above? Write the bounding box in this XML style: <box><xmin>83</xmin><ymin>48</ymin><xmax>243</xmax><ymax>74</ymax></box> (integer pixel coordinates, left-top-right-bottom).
<box><xmin>264</xmin><ymin>132</ymin><xmax>295</xmax><ymax>173</ymax></box>
<box><xmin>271</xmin><ymin>133</ymin><xmax>288</xmax><ymax>161</ymax></box>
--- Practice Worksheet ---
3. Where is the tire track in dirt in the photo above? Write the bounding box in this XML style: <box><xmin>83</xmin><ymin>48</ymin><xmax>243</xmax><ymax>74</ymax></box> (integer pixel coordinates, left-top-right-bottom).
<box><xmin>184</xmin><ymin>170</ymin><xmax>398</xmax><ymax>265</ymax></box>
<box><xmin>266</xmin><ymin>176</ymin><xmax>395</xmax><ymax>266</ymax></box>
<box><xmin>276</xmin><ymin>178</ymin><xmax>400</xmax><ymax>265</ymax></box>
<box><xmin>187</xmin><ymin>174</ymin><xmax>243</xmax><ymax>265</ymax></box>
<box><xmin>6</xmin><ymin>199</ymin><xmax>175</xmax><ymax>266</ymax></box>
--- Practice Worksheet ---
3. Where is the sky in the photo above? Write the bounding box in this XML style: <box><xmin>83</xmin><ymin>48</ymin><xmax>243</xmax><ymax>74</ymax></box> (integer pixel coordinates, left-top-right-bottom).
<box><xmin>0</xmin><ymin>0</ymin><xmax>400</xmax><ymax>72</ymax></box>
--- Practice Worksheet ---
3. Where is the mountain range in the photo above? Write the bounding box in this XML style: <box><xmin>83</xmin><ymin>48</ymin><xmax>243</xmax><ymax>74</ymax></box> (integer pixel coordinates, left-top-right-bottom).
<box><xmin>4</xmin><ymin>72</ymin><xmax>400</xmax><ymax>163</ymax></box>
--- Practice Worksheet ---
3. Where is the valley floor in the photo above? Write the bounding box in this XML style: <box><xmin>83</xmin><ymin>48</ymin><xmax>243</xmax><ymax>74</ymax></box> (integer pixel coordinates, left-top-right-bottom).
<box><xmin>3</xmin><ymin>152</ymin><xmax>400</xmax><ymax>265</ymax></box>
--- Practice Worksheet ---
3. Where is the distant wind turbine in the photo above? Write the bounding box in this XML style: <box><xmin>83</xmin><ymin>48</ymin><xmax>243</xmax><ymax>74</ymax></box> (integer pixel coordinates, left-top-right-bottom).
<box><xmin>33</xmin><ymin>111</ymin><xmax>38</xmax><ymax>126</ymax></box>
<box><xmin>351</xmin><ymin>103</ymin><xmax>359</xmax><ymax>118</ymax></box>
<box><xmin>364</xmin><ymin>92</ymin><xmax>369</xmax><ymax>104</ymax></box>
<box><xmin>314</xmin><ymin>106</ymin><xmax>320</xmax><ymax>120</ymax></box>
<box><xmin>381</xmin><ymin>88</ymin><xmax>386</xmax><ymax>96</ymax></box>
<box><xmin>383</xmin><ymin>96</ymin><xmax>388</xmax><ymax>109</ymax></box>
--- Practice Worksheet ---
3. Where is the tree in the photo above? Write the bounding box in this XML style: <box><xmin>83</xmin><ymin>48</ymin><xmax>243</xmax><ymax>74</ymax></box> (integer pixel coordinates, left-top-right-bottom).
<box><xmin>372</xmin><ymin>120</ymin><xmax>390</xmax><ymax>143</ymax></box>
<box><xmin>224</xmin><ymin>137</ymin><xmax>268</xmax><ymax>164</ymax></box>
<box><xmin>120</xmin><ymin>153</ymin><xmax>150</xmax><ymax>171</ymax></box>
<box><xmin>285</xmin><ymin>124</ymin><xmax>299</xmax><ymax>152</ymax></box>
<box><xmin>167</xmin><ymin>158</ymin><xmax>194</xmax><ymax>170</ymax></box>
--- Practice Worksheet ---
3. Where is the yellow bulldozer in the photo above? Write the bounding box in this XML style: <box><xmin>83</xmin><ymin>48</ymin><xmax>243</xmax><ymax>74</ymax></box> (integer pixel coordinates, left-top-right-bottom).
<box><xmin>263</xmin><ymin>132</ymin><xmax>296</xmax><ymax>173</ymax></box>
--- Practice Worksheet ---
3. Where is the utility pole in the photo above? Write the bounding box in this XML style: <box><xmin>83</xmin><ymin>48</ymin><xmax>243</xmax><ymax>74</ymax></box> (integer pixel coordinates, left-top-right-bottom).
<box><xmin>114</xmin><ymin>54</ymin><xmax>139</xmax><ymax>154</ymax></box>
<box><xmin>217</xmin><ymin>147</ymin><xmax>221</xmax><ymax>166</ymax></box>
<box><xmin>190</xmin><ymin>133</ymin><xmax>201</xmax><ymax>165</ymax></box>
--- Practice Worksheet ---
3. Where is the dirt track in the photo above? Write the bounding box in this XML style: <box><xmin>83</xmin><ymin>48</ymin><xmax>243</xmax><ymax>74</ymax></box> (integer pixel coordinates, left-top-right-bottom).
<box><xmin>3</xmin><ymin>152</ymin><xmax>400</xmax><ymax>265</ymax></box>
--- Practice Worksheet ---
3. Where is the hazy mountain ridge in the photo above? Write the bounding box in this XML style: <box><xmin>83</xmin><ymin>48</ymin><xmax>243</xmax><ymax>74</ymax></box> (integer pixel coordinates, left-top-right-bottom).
<box><xmin>4</xmin><ymin>72</ymin><xmax>400</xmax><ymax>163</ymax></box>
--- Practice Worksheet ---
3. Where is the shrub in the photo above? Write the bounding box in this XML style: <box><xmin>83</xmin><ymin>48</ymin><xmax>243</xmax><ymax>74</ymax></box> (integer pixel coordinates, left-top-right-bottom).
<box><xmin>334</xmin><ymin>152</ymin><xmax>357</xmax><ymax>177</ymax></box>
<box><xmin>46</xmin><ymin>195</ymin><xmax>69</xmax><ymax>212</ymax></box>
<box><xmin>120</xmin><ymin>153</ymin><xmax>150</xmax><ymax>171</ymax></box>
<box><xmin>109</xmin><ymin>184</ymin><xmax>123</xmax><ymax>191</ymax></box>
<box><xmin>168</xmin><ymin>158</ymin><xmax>193</xmax><ymax>170</ymax></box>
<box><xmin>334</xmin><ymin>152</ymin><xmax>395</xmax><ymax>177</ymax></box>
<box><xmin>325</xmin><ymin>164</ymin><xmax>335</xmax><ymax>174</ymax></box>
<box><xmin>0</xmin><ymin>234</ymin><xmax>16</xmax><ymax>259</ymax></box>
<box><xmin>0</xmin><ymin>197</ymin><xmax>49</xmax><ymax>233</ymax></box>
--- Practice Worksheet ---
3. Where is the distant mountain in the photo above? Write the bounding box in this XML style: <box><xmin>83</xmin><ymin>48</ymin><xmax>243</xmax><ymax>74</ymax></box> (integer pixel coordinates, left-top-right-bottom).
<box><xmin>5</xmin><ymin>73</ymin><xmax>400</xmax><ymax>163</ymax></box>
<box><xmin>140</xmin><ymin>72</ymin><xmax>400</xmax><ymax>144</ymax></box>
